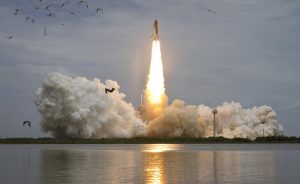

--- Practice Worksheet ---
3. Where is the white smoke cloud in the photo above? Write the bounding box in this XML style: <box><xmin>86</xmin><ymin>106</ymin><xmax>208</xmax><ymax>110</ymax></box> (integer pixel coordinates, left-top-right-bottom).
<box><xmin>146</xmin><ymin>100</ymin><xmax>206</xmax><ymax>137</ymax></box>
<box><xmin>34</xmin><ymin>73</ymin><xmax>145</xmax><ymax>138</ymax></box>
<box><xmin>34</xmin><ymin>73</ymin><xmax>283</xmax><ymax>140</ymax></box>
<box><xmin>148</xmin><ymin>100</ymin><xmax>283</xmax><ymax>139</ymax></box>
<box><xmin>201</xmin><ymin>102</ymin><xmax>284</xmax><ymax>139</ymax></box>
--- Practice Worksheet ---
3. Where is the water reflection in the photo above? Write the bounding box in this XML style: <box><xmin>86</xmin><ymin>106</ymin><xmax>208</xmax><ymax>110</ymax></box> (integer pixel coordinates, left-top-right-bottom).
<box><xmin>142</xmin><ymin>144</ymin><xmax>183</xmax><ymax>153</ymax></box>
<box><xmin>39</xmin><ymin>149</ymin><xmax>141</xmax><ymax>184</ymax></box>
<box><xmin>142</xmin><ymin>144</ymin><xmax>276</xmax><ymax>184</ymax></box>
<box><xmin>1</xmin><ymin>145</ymin><xmax>281</xmax><ymax>184</ymax></box>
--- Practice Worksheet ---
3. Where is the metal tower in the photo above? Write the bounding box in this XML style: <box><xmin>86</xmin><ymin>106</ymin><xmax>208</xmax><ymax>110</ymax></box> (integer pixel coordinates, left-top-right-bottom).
<box><xmin>212</xmin><ymin>109</ymin><xmax>218</xmax><ymax>137</ymax></box>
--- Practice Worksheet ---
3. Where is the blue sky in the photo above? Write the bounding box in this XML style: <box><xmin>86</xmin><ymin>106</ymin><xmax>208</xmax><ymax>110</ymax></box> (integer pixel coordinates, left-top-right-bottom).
<box><xmin>0</xmin><ymin>0</ymin><xmax>300</xmax><ymax>137</ymax></box>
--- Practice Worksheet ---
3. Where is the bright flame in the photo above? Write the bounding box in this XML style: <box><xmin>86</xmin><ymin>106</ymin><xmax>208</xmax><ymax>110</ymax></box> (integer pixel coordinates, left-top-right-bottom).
<box><xmin>146</xmin><ymin>40</ymin><xmax>165</xmax><ymax>104</ymax></box>
<box><xmin>142</xmin><ymin>40</ymin><xmax>168</xmax><ymax>121</ymax></box>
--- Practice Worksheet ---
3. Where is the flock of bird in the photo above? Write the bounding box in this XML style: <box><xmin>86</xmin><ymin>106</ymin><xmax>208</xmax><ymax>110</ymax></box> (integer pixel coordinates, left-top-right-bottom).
<box><xmin>7</xmin><ymin>0</ymin><xmax>104</xmax><ymax>39</ymax></box>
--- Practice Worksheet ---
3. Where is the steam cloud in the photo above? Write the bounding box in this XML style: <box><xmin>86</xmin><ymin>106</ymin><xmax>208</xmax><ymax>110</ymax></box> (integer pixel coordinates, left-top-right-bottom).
<box><xmin>34</xmin><ymin>73</ymin><xmax>145</xmax><ymax>138</ymax></box>
<box><xmin>35</xmin><ymin>73</ymin><xmax>283</xmax><ymax>139</ymax></box>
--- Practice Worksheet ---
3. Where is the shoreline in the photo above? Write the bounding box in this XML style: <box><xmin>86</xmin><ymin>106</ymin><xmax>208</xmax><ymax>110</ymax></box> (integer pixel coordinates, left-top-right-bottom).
<box><xmin>0</xmin><ymin>136</ymin><xmax>299</xmax><ymax>144</ymax></box>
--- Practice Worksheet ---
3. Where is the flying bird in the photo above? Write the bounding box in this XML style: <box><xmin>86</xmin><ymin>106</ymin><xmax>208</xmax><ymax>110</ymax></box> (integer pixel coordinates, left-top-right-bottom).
<box><xmin>60</xmin><ymin>2</ymin><xmax>68</xmax><ymax>8</ymax></box>
<box><xmin>105</xmin><ymin>88</ymin><xmax>115</xmax><ymax>94</ymax></box>
<box><xmin>23</xmin><ymin>121</ymin><xmax>31</xmax><ymax>127</ymax></box>
<box><xmin>78</xmin><ymin>1</ymin><xmax>88</xmax><ymax>9</ymax></box>
<box><xmin>96</xmin><ymin>8</ymin><xmax>103</xmax><ymax>13</ymax></box>
<box><xmin>78</xmin><ymin>0</ymin><xmax>86</xmax><ymax>5</ymax></box>
<box><xmin>69</xmin><ymin>10</ymin><xmax>74</xmax><ymax>15</ymax></box>
<box><xmin>14</xmin><ymin>8</ymin><xmax>19</xmax><ymax>15</ymax></box>
<box><xmin>47</xmin><ymin>12</ymin><xmax>53</xmax><ymax>16</ymax></box>
<box><xmin>7</xmin><ymin>35</ymin><xmax>13</xmax><ymax>39</ymax></box>
<box><xmin>45</xmin><ymin>4</ymin><xmax>53</xmax><ymax>10</ymax></box>
<box><xmin>26</xmin><ymin>16</ymin><xmax>34</xmax><ymax>23</ymax></box>
<box><xmin>207</xmin><ymin>9</ymin><xmax>216</xmax><ymax>14</ymax></box>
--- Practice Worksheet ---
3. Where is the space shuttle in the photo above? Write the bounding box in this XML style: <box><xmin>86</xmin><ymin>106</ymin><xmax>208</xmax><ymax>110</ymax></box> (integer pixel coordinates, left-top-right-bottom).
<box><xmin>151</xmin><ymin>19</ymin><xmax>159</xmax><ymax>40</ymax></box>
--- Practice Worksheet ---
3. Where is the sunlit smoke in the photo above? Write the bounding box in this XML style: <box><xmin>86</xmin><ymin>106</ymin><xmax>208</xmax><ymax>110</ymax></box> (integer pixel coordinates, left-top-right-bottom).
<box><xmin>34</xmin><ymin>73</ymin><xmax>284</xmax><ymax>140</ymax></box>
<box><xmin>142</xmin><ymin>40</ymin><xmax>168</xmax><ymax>121</ymax></box>
<box><xmin>34</xmin><ymin>73</ymin><xmax>145</xmax><ymax>138</ymax></box>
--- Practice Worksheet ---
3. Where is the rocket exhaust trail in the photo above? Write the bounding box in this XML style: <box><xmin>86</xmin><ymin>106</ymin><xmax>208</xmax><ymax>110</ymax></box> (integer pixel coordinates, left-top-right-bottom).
<box><xmin>142</xmin><ymin>19</ymin><xmax>168</xmax><ymax>121</ymax></box>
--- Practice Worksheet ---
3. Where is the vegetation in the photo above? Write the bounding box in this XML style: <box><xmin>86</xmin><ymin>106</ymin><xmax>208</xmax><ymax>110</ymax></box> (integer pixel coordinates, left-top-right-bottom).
<box><xmin>0</xmin><ymin>136</ymin><xmax>300</xmax><ymax>144</ymax></box>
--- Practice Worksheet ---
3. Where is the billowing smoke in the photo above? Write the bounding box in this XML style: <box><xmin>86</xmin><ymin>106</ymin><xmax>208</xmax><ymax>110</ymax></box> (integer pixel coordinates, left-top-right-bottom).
<box><xmin>147</xmin><ymin>100</ymin><xmax>283</xmax><ymax>139</ymax></box>
<box><xmin>34</xmin><ymin>73</ymin><xmax>283</xmax><ymax>139</ymax></box>
<box><xmin>147</xmin><ymin>100</ymin><xmax>206</xmax><ymax>137</ymax></box>
<box><xmin>34</xmin><ymin>73</ymin><xmax>145</xmax><ymax>138</ymax></box>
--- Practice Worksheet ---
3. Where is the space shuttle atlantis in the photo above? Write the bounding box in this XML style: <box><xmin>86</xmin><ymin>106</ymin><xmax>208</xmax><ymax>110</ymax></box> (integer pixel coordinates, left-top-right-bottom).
<box><xmin>151</xmin><ymin>19</ymin><xmax>159</xmax><ymax>40</ymax></box>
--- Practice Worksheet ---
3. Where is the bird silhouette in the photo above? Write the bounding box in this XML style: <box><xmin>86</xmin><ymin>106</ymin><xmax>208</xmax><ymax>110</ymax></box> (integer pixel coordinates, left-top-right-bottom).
<box><xmin>96</xmin><ymin>8</ymin><xmax>103</xmax><ymax>13</ymax></box>
<box><xmin>45</xmin><ymin>4</ymin><xmax>53</xmax><ymax>10</ymax></box>
<box><xmin>105</xmin><ymin>88</ymin><xmax>115</xmax><ymax>94</ymax></box>
<box><xmin>69</xmin><ymin>10</ymin><xmax>74</xmax><ymax>15</ymax></box>
<box><xmin>14</xmin><ymin>8</ymin><xmax>19</xmax><ymax>15</ymax></box>
<box><xmin>26</xmin><ymin>16</ymin><xmax>34</xmax><ymax>23</ymax></box>
<box><xmin>23</xmin><ymin>121</ymin><xmax>31</xmax><ymax>127</ymax></box>
<box><xmin>7</xmin><ymin>35</ymin><xmax>13</xmax><ymax>39</ymax></box>
<box><xmin>60</xmin><ymin>3</ymin><xmax>67</xmax><ymax>7</ymax></box>
<box><xmin>47</xmin><ymin>12</ymin><xmax>53</xmax><ymax>16</ymax></box>
<box><xmin>207</xmin><ymin>9</ymin><xmax>216</xmax><ymax>14</ymax></box>
<box><xmin>78</xmin><ymin>0</ymin><xmax>86</xmax><ymax>5</ymax></box>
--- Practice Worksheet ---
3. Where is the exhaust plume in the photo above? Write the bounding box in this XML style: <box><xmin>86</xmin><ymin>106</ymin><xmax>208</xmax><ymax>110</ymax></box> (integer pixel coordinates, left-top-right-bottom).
<box><xmin>142</xmin><ymin>40</ymin><xmax>168</xmax><ymax>121</ymax></box>
<box><xmin>147</xmin><ymin>100</ymin><xmax>283</xmax><ymax>139</ymax></box>
<box><xmin>34</xmin><ymin>73</ymin><xmax>283</xmax><ymax>139</ymax></box>
<box><xmin>34</xmin><ymin>73</ymin><xmax>145</xmax><ymax>138</ymax></box>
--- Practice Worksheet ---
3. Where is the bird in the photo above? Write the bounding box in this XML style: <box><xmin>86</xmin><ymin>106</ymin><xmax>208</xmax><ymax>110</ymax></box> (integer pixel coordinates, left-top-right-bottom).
<box><xmin>105</xmin><ymin>88</ymin><xmax>115</xmax><ymax>94</ymax></box>
<box><xmin>207</xmin><ymin>9</ymin><xmax>216</xmax><ymax>14</ymax></box>
<box><xmin>78</xmin><ymin>1</ymin><xmax>88</xmax><ymax>9</ymax></box>
<box><xmin>45</xmin><ymin>4</ymin><xmax>53</xmax><ymax>10</ymax></box>
<box><xmin>60</xmin><ymin>3</ymin><xmax>67</xmax><ymax>8</ymax></box>
<box><xmin>47</xmin><ymin>12</ymin><xmax>53</xmax><ymax>16</ymax></box>
<box><xmin>14</xmin><ymin>8</ymin><xmax>19</xmax><ymax>15</ymax></box>
<box><xmin>7</xmin><ymin>35</ymin><xmax>13</xmax><ymax>39</ymax></box>
<box><xmin>96</xmin><ymin>8</ymin><xmax>103</xmax><ymax>13</ymax></box>
<box><xmin>60</xmin><ymin>23</ymin><xmax>67</xmax><ymax>27</ymax></box>
<box><xmin>26</xmin><ymin>16</ymin><xmax>34</xmax><ymax>23</ymax></box>
<box><xmin>69</xmin><ymin>10</ymin><xmax>74</xmax><ymax>15</ymax></box>
<box><xmin>78</xmin><ymin>0</ymin><xmax>86</xmax><ymax>5</ymax></box>
<box><xmin>23</xmin><ymin>121</ymin><xmax>31</xmax><ymax>127</ymax></box>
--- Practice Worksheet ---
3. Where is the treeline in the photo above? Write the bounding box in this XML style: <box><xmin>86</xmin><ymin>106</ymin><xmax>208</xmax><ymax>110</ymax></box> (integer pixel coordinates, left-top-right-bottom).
<box><xmin>0</xmin><ymin>136</ymin><xmax>300</xmax><ymax>144</ymax></box>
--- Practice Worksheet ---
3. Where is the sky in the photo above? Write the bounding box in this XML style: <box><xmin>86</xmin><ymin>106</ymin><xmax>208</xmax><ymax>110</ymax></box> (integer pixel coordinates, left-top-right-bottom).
<box><xmin>0</xmin><ymin>0</ymin><xmax>299</xmax><ymax>137</ymax></box>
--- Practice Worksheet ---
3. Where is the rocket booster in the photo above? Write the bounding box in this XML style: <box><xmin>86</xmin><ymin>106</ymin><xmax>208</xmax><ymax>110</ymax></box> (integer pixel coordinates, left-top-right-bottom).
<box><xmin>151</xmin><ymin>19</ymin><xmax>159</xmax><ymax>40</ymax></box>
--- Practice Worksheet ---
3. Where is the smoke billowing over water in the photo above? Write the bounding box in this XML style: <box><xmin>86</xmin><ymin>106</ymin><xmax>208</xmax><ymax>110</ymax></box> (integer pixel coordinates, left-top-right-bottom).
<box><xmin>35</xmin><ymin>73</ymin><xmax>283</xmax><ymax>139</ymax></box>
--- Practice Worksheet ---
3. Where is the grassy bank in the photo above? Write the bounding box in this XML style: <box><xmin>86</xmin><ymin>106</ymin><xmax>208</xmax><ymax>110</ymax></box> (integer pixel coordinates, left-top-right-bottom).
<box><xmin>0</xmin><ymin>136</ymin><xmax>300</xmax><ymax>144</ymax></box>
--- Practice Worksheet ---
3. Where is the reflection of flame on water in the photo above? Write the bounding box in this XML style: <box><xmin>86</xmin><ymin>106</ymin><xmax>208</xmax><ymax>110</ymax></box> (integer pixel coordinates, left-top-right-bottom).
<box><xmin>143</xmin><ymin>144</ymin><xmax>182</xmax><ymax>153</ymax></box>
<box><xmin>143</xmin><ymin>145</ymin><xmax>183</xmax><ymax>184</ymax></box>
<box><xmin>144</xmin><ymin>145</ymin><xmax>170</xmax><ymax>184</ymax></box>
<box><xmin>145</xmin><ymin>163</ymin><xmax>165</xmax><ymax>184</ymax></box>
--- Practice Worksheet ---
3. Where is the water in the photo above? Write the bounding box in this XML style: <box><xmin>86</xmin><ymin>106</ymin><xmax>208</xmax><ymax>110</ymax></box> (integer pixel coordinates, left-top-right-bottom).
<box><xmin>0</xmin><ymin>144</ymin><xmax>300</xmax><ymax>184</ymax></box>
